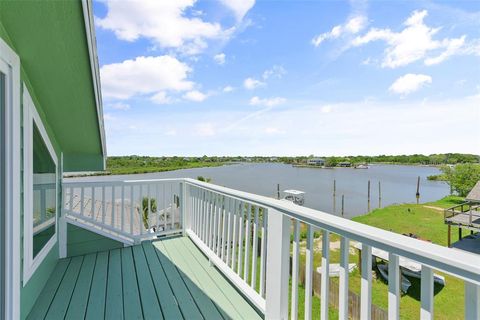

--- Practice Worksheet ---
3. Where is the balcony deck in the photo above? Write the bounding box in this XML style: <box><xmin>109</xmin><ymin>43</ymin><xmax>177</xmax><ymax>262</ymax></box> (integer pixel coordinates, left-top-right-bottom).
<box><xmin>27</xmin><ymin>236</ymin><xmax>262</xmax><ymax>320</ymax></box>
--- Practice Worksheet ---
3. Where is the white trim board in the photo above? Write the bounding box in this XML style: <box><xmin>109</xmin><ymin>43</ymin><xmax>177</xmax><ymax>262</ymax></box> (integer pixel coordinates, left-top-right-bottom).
<box><xmin>81</xmin><ymin>0</ymin><xmax>106</xmax><ymax>163</ymax></box>
<box><xmin>22</xmin><ymin>85</ymin><xmax>58</xmax><ymax>285</ymax></box>
<box><xmin>0</xmin><ymin>36</ymin><xmax>21</xmax><ymax>320</ymax></box>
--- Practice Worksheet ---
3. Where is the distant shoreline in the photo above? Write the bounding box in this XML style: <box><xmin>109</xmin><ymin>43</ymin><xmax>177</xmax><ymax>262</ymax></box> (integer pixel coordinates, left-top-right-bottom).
<box><xmin>64</xmin><ymin>161</ymin><xmax>448</xmax><ymax>178</ymax></box>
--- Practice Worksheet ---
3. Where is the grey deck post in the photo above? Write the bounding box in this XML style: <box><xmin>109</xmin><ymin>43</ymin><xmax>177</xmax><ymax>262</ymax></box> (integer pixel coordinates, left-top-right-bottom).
<box><xmin>265</xmin><ymin>208</ymin><xmax>290</xmax><ymax>319</ymax></box>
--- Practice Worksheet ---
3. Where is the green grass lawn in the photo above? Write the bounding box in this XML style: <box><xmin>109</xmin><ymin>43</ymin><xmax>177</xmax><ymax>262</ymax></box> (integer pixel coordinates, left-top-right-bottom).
<box><xmin>294</xmin><ymin>196</ymin><xmax>468</xmax><ymax>319</ymax></box>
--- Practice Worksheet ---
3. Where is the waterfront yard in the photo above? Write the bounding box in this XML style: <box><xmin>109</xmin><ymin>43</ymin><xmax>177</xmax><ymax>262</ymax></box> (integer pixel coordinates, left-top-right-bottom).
<box><xmin>295</xmin><ymin>196</ymin><xmax>467</xmax><ymax>319</ymax></box>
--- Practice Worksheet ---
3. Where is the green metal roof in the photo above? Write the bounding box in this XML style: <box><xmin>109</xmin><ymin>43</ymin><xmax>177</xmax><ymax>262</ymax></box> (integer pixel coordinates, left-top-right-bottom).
<box><xmin>0</xmin><ymin>0</ymin><xmax>105</xmax><ymax>171</ymax></box>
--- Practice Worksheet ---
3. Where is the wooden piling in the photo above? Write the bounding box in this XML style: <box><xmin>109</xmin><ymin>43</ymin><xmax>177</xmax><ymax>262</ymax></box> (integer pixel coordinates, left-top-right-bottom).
<box><xmin>416</xmin><ymin>176</ymin><xmax>420</xmax><ymax>204</ymax></box>
<box><xmin>447</xmin><ymin>224</ymin><xmax>451</xmax><ymax>247</ymax></box>
<box><xmin>333</xmin><ymin>180</ymin><xmax>336</xmax><ymax>214</ymax></box>
<box><xmin>277</xmin><ymin>184</ymin><xmax>280</xmax><ymax>200</ymax></box>
<box><xmin>341</xmin><ymin>195</ymin><xmax>345</xmax><ymax>217</ymax></box>
<box><xmin>378</xmin><ymin>181</ymin><xmax>382</xmax><ymax>208</ymax></box>
<box><xmin>367</xmin><ymin>180</ymin><xmax>371</xmax><ymax>212</ymax></box>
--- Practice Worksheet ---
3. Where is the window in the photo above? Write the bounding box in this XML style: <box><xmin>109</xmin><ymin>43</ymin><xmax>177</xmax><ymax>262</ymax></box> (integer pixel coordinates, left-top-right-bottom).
<box><xmin>0</xmin><ymin>59</ymin><xmax>6</xmax><ymax>320</ymax></box>
<box><xmin>23</xmin><ymin>86</ymin><xmax>58</xmax><ymax>284</ymax></box>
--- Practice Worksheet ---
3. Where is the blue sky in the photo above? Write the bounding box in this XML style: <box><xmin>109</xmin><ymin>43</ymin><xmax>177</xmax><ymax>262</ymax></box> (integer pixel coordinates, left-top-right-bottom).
<box><xmin>93</xmin><ymin>0</ymin><xmax>480</xmax><ymax>156</ymax></box>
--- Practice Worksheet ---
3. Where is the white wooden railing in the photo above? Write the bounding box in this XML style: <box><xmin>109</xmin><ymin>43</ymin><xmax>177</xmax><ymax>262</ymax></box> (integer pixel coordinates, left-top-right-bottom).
<box><xmin>62</xmin><ymin>179</ymin><xmax>184</xmax><ymax>244</ymax></box>
<box><xmin>182</xmin><ymin>179</ymin><xmax>480</xmax><ymax>320</ymax></box>
<box><xmin>62</xmin><ymin>178</ymin><xmax>480</xmax><ymax>319</ymax></box>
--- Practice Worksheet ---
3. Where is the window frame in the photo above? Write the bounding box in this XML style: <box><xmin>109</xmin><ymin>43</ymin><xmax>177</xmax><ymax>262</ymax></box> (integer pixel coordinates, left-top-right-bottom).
<box><xmin>0</xmin><ymin>36</ymin><xmax>21</xmax><ymax>319</ymax></box>
<box><xmin>22</xmin><ymin>85</ymin><xmax>58</xmax><ymax>285</ymax></box>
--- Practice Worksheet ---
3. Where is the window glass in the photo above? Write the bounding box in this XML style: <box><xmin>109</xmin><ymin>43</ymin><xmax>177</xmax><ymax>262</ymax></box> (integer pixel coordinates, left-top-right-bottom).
<box><xmin>32</xmin><ymin>122</ymin><xmax>56</xmax><ymax>258</ymax></box>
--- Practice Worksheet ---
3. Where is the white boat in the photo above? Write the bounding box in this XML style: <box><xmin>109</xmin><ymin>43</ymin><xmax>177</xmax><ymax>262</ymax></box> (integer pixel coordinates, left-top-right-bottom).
<box><xmin>400</xmin><ymin>268</ymin><xmax>446</xmax><ymax>286</ymax></box>
<box><xmin>377</xmin><ymin>264</ymin><xmax>411</xmax><ymax>293</ymax></box>
<box><xmin>316</xmin><ymin>263</ymin><xmax>357</xmax><ymax>277</ymax></box>
<box><xmin>283</xmin><ymin>190</ymin><xmax>305</xmax><ymax>205</ymax></box>
<box><xmin>354</xmin><ymin>164</ymin><xmax>369</xmax><ymax>169</ymax></box>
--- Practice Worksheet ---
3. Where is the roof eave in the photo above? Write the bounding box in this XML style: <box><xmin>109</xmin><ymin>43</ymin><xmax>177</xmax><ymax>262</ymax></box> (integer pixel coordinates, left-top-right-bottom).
<box><xmin>81</xmin><ymin>0</ymin><xmax>106</xmax><ymax>170</ymax></box>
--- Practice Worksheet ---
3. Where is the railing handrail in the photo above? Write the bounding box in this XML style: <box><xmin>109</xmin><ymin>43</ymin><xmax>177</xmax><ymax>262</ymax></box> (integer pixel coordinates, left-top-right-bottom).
<box><xmin>63</xmin><ymin>178</ymin><xmax>184</xmax><ymax>187</ymax></box>
<box><xmin>62</xmin><ymin>177</ymin><xmax>480</xmax><ymax>284</ymax></box>
<box><xmin>184</xmin><ymin>178</ymin><xmax>480</xmax><ymax>284</ymax></box>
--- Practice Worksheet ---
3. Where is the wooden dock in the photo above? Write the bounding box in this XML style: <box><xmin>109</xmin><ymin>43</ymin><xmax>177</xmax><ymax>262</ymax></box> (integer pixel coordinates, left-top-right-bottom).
<box><xmin>444</xmin><ymin>202</ymin><xmax>480</xmax><ymax>247</ymax></box>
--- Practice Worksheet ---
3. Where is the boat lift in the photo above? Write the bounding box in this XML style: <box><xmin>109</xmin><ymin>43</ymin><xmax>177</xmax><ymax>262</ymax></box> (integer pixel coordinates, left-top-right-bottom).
<box><xmin>283</xmin><ymin>189</ymin><xmax>305</xmax><ymax>205</ymax></box>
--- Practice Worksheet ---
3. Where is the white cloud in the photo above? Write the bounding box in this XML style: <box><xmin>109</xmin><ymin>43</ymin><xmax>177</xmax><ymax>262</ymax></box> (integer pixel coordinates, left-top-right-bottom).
<box><xmin>219</xmin><ymin>0</ymin><xmax>255</xmax><ymax>21</ymax></box>
<box><xmin>352</xmin><ymin>10</ymin><xmax>472</xmax><ymax>68</ymax></box>
<box><xmin>108</xmin><ymin>102</ymin><xmax>131</xmax><ymax>111</ymax></box>
<box><xmin>105</xmin><ymin>96</ymin><xmax>480</xmax><ymax>156</ymax></box>
<box><xmin>312</xmin><ymin>15</ymin><xmax>367</xmax><ymax>47</ymax></box>
<box><xmin>389</xmin><ymin>73</ymin><xmax>432</xmax><ymax>95</ymax></box>
<box><xmin>244</xmin><ymin>77</ymin><xmax>265</xmax><ymax>90</ymax></box>
<box><xmin>195</xmin><ymin>122</ymin><xmax>216</xmax><ymax>136</ymax></box>
<box><xmin>151</xmin><ymin>91</ymin><xmax>172</xmax><ymax>104</ymax></box>
<box><xmin>183</xmin><ymin>90</ymin><xmax>208</xmax><ymax>102</ymax></box>
<box><xmin>100</xmin><ymin>56</ymin><xmax>193</xmax><ymax>101</ymax></box>
<box><xmin>214</xmin><ymin>53</ymin><xmax>226</xmax><ymax>65</ymax></box>
<box><xmin>96</xmin><ymin>0</ymin><xmax>227</xmax><ymax>55</ymax></box>
<box><xmin>262</xmin><ymin>65</ymin><xmax>286</xmax><ymax>80</ymax></box>
<box><xmin>165</xmin><ymin>129</ymin><xmax>177</xmax><ymax>136</ymax></box>
<box><xmin>424</xmin><ymin>36</ymin><xmax>466</xmax><ymax>65</ymax></box>
<box><xmin>264</xmin><ymin>127</ymin><xmax>285</xmax><ymax>135</ymax></box>
<box><xmin>223</xmin><ymin>85</ymin><xmax>234</xmax><ymax>92</ymax></box>
<box><xmin>320</xmin><ymin>105</ymin><xmax>333</xmax><ymax>113</ymax></box>
<box><xmin>249</xmin><ymin>96</ymin><xmax>286</xmax><ymax>107</ymax></box>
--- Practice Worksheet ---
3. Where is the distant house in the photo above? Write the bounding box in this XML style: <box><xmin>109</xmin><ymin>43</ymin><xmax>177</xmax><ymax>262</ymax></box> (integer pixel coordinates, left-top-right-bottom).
<box><xmin>338</xmin><ymin>161</ymin><xmax>352</xmax><ymax>167</ymax></box>
<box><xmin>307</xmin><ymin>158</ymin><xmax>325</xmax><ymax>166</ymax></box>
<box><xmin>466</xmin><ymin>181</ymin><xmax>480</xmax><ymax>203</ymax></box>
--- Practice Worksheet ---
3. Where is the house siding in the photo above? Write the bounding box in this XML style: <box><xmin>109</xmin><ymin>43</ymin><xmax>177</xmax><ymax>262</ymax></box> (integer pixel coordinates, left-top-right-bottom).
<box><xmin>1</xmin><ymin>20</ymin><xmax>61</xmax><ymax>320</ymax></box>
<box><xmin>67</xmin><ymin>224</ymin><xmax>123</xmax><ymax>258</ymax></box>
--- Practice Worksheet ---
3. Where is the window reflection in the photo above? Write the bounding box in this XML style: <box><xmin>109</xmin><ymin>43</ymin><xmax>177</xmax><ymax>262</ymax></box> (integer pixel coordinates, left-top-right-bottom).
<box><xmin>32</xmin><ymin>122</ymin><xmax>56</xmax><ymax>258</ymax></box>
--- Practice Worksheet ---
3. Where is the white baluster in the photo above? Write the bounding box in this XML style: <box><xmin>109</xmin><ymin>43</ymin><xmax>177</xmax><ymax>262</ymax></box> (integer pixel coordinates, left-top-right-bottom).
<box><xmin>265</xmin><ymin>208</ymin><xmax>290</xmax><ymax>320</ymax></box>
<box><xmin>259</xmin><ymin>207</ymin><xmax>267</xmax><ymax>298</ymax></box>
<box><xmin>320</xmin><ymin>230</ymin><xmax>330</xmax><ymax>320</ymax></box>
<box><xmin>244</xmin><ymin>203</ymin><xmax>251</xmax><ymax>281</ymax></box>
<box><xmin>291</xmin><ymin>220</ymin><xmax>300</xmax><ymax>320</ymax></box>
<box><xmin>420</xmin><ymin>265</ymin><xmax>434</xmax><ymax>320</ymax></box>
<box><xmin>361</xmin><ymin>244</ymin><xmax>372</xmax><ymax>320</ymax></box>
<box><xmin>465</xmin><ymin>281</ymin><xmax>480</xmax><ymax>320</ymax></box>
<box><xmin>251</xmin><ymin>206</ymin><xmax>259</xmax><ymax>289</ymax></box>
<box><xmin>388</xmin><ymin>253</ymin><xmax>400</xmax><ymax>320</ymax></box>
<box><xmin>305</xmin><ymin>225</ymin><xmax>313</xmax><ymax>320</ymax></box>
<box><xmin>339</xmin><ymin>237</ymin><xmax>349</xmax><ymax>320</ymax></box>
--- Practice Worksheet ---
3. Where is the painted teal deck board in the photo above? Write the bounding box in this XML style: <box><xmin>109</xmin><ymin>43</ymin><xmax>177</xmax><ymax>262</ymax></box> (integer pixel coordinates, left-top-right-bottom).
<box><xmin>121</xmin><ymin>247</ymin><xmax>143</xmax><ymax>319</ymax></box>
<box><xmin>85</xmin><ymin>251</ymin><xmax>108</xmax><ymax>320</ymax></box>
<box><xmin>27</xmin><ymin>237</ymin><xmax>262</xmax><ymax>320</ymax></box>
<box><xmin>180</xmin><ymin>238</ymin><xmax>263</xmax><ymax>320</ymax></box>
<box><xmin>142</xmin><ymin>242</ymin><xmax>184</xmax><ymax>319</ymax></box>
<box><xmin>26</xmin><ymin>258</ymin><xmax>70</xmax><ymax>320</ymax></box>
<box><xmin>156</xmin><ymin>239</ymin><xmax>224</xmax><ymax>319</ymax></box>
<box><xmin>45</xmin><ymin>256</ymin><xmax>84</xmax><ymax>319</ymax></box>
<box><xmin>170</xmin><ymin>239</ymin><xmax>242</xmax><ymax>319</ymax></box>
<box><xmin>153</xmin><ymin>240</ymin><xmax>204</xmax><ymax>319</ymax></box>
<box><xmin>132</xmin><ymin>245</ymin><xmax>163</xmax><ymax>320</ymax></box>
<box><xmin>105</xmin><ymin>249</ymin><xmax>123</xmax><ymax>320</ymax></box>
<box><xmin>65</xmin><ymin>253</ymin><xmax>96</xmax><ymax>320</ymax></box>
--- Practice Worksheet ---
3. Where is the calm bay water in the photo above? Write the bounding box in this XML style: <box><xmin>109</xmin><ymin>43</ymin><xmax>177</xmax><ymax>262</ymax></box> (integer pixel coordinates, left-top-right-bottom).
<box><xmin>71</xmin><ymin>163</ymin><xmax>449</xmax><ymax>218</ymax></box>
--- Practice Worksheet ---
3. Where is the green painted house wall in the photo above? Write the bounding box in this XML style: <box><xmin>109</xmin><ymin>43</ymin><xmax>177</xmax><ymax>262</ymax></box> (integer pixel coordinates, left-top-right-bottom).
<box><xmin>67</xmin><ymin>224</ymin><xmax>124</xmax><ymax>258</ymax></box>
<box><xmin>0</xmin><ymin>2</ymin><xmax>107</xmax><ymax>318</ymax></box>
<box><xmin>0</xmin><ymin>0</ymin><xmax>105</xmax><ymax>172</ymax></box>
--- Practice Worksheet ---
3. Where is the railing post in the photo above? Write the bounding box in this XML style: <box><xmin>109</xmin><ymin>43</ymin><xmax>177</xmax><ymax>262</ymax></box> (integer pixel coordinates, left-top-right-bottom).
<box><xmin>180</xmin><ymin>181</ymin><xmax>187</xmax><ymax>236</ymax></box>
<box><xmin>465</xmin><ymin>281</ymin><xmax>480</xmax><ymax>320</ymax></box>
<box><xmin>265</xmin><ymin>208</ymin><xmax>290</xmax><ymax>320</ymax></box>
